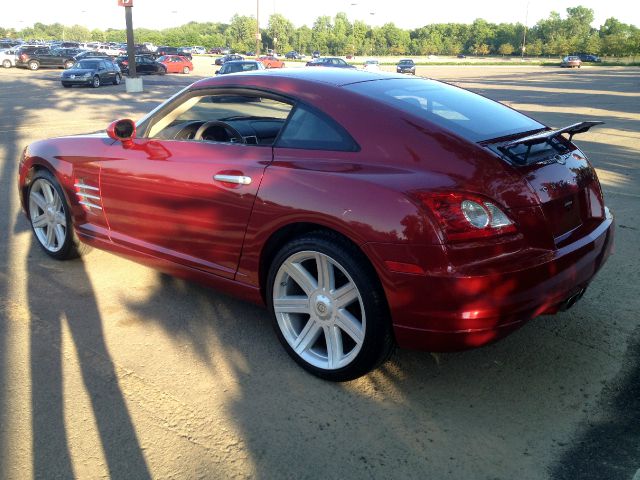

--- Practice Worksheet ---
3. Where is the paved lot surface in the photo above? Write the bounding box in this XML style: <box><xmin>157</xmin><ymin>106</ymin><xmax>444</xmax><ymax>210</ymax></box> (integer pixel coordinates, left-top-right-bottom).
<box><xmin>0</xmin><ymin>65</ymin><xmax>638</xmax><ymax>480</ymax></box>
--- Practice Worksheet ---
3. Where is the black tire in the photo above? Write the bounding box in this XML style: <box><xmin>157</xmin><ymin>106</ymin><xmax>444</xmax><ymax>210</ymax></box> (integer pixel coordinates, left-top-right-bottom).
<box><xmin>61</xmin><ymin>82</ymin><xmax>71</xmax><ymax>88</ymax></box>
<box><xmin>266</xmin><ymin>231</ymin><xmax>394</xmax><ymax>381</ymax></box>
<box><xmin>27</xmin><ymin>169</ymin><xmax>90</xmax><ymax>260</ymax></box>
<box><xmin>113</xmin><ymin>73</ymin><xmax>121</xmax><ymax>85</ymax></box>
<box><xmin>28</xmin><ymin>60</ymin><xmax>39</xmax><ymax>71</ymax></box>
<box><xmin>92</xmin><ymin>75</ymin><xmax>100</xmax><ymax>88</ymax></box>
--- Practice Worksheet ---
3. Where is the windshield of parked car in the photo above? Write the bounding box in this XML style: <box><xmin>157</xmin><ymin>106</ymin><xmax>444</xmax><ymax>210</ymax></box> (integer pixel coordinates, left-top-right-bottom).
<box><xmin>75</xmin><ymin>60</ymin><xmax>100</xmax><ymax>69</ymax></box>
<box><xmin>345</xmin><ymin>78</ymin><xmax>544</xmax><ymax>142</ymax></box>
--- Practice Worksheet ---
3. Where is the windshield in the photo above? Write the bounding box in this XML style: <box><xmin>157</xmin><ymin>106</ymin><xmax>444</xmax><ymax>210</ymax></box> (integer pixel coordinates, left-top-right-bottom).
<box><xmin>75</xmin><ymin>60</ymin><xmax>100</xmax><ymax>69</ymax></box>
<box><xmin>345</xmin><ymin>78</ymin><xmax>544</xmax><ymax>142</ymax></box>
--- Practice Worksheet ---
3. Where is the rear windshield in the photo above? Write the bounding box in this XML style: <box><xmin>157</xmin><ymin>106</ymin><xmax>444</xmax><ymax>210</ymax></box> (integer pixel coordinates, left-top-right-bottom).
<box><xmin>345</xmin><ymin>78</ymin><xmax>543</xmax><ymax>142</ymax></box>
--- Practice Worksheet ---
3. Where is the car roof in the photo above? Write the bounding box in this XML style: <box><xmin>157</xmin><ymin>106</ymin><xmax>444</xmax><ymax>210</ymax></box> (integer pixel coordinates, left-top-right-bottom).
<box><xmin>194</xmin><ymin>68</ymin><xmax>407</xmax><ymax>89</ymax></box>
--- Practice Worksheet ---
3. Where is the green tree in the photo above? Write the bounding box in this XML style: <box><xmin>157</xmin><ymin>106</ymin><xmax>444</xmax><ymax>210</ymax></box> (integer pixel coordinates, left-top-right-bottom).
<box><xmin>498</xmin><ymin>43</ymin><xmax>514</xmax><ymax>55</ymax></box>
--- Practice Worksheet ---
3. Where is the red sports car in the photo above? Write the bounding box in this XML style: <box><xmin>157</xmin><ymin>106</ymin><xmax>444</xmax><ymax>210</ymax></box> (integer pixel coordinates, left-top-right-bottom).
<box><xmin>256</xmin><ymin>55</ymin><xmax>285</xmax><ymax>69</ymax></box>
<box><xmin>156</xmin><ymin>55</ymin><xmax>193</xmax><ymax>74</ymax></box>
<box><xmin>18</xmin><ymin>69</ymin><xmax>614</xmax><ymax>381</ymax></box>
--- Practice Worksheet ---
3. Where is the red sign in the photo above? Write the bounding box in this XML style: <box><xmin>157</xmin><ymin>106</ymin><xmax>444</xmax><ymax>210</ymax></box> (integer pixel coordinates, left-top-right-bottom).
<box><xmin>118</xmin><ymin>0</ymin><xmax>134</xmax><ymax>6</ymax></box>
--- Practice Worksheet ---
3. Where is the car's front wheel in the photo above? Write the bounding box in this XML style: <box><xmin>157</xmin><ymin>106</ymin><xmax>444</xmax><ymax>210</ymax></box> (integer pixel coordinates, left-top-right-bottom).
<box><xmin>113</xmin><ymin>73</ymin><xmax>121</xmax><ymax>85</ymax></box>
<box><xmin>182</xmin><ymin>66</ymin><xmax>190</xmax><ymax>74</ymax></box>
<box><xmin>92</xmin><ymin>75</ymin><xmax>100</xmax><ymax>88</ymax></box>
<box><xmin>27</xmin><ymin>170</ymin><xmax>87</xmax><ymax>260</ymax></box>
<box><xmin>267</xmin><ymin>232</ymin><xmax>394</xmax><ymax>381</ymax></box>
<box><xmin>2</xmin><ymin>60</ymin><xmax>11</xmax><ymax>68</ymax></box>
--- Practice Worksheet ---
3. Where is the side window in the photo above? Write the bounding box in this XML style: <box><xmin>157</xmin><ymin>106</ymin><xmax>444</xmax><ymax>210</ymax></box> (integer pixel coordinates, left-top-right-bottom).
<box><xmin>146</xmin><ymin>92</ymin><xmax>293</xmax><ymax>146</ymax></box>
<box><xmin>276</xmin><ymin>104</ymin><xmax>359</xmax><ymax>152</ymax></box>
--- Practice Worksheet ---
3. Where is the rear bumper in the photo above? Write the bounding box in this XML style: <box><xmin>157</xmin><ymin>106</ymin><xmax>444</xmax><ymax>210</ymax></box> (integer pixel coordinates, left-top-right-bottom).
<box><xmin>365</xmin><ymin>209</ymin><xmax>614</xmax><ymax>352</ymax></box>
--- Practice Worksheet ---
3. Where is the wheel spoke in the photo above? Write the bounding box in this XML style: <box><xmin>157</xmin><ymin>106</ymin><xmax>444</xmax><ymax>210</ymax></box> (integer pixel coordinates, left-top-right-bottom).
<box><xmin>54</xmin><ymin>224</ymin><xmax>66</xmax><ymax>248</ymax></box>
<box><xmin>315</xmin><ymin>253</ymin><xmax>334</xmax><ymax>291</ymax></box>
<box><xmin>31</xmin><ymin>191</ymin><xmax>47</xmax><ymax>211</ymax></box>
<box><xmin>335</xmin><ymin>310</ymin><xmax>365</xmax><ymax>345</ymax></box>
<box><xmin>273</xmin><ymin>296</ymin><xmax>310</xmax><ymax>314</ymax></box>
<box><xmin>45</xmin><ymin>225</ymin><xmax>55</xmax><ymax>248</ymax></box>
<box><xmin>324</xmin><ymin>325</ymin><xmax>344</xmax><ymax>369</ymax></box>
<box><xmin>53</xmin><ymin>192</ymin><xmax>62</xmax><ymax>211</ymax></box>
<box><xmin>283</xmin><ymin>263</ymin><xmax>317</xmax><ymax>296</ymax></box>
<box><xmin>42</xmin><ymin>182</ymin><xmax>54</xmax><ymax>203</ymax></box>
<box><xmin>54</xmin><ymin>212</ymin><xmax>66</xmax><ymax>227</ymax></box>
<box><xmin>334</xmin><ymin>282</ymin><xmax>358</xmax><ymax>308</ymax></box>
<box><xmin>293</xmin><ymin>318</ymin><xmax>322</xmax><ymax>355</ymax></box>
<box><xmin>32</xmin><ymin>214</ymin><xmax>48</xmax><ymax>228</ymax></box>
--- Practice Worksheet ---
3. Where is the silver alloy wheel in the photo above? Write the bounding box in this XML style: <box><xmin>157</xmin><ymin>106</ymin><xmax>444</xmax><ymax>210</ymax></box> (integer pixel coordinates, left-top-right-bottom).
<box><xmin>183</xmin><ymin>66</ymin><xmax>189</xmax><ymax>74</ymax></box>
<box><xmin>273</xmin><ymin>250</ymin><xmax>366</xmax><ymax>370</ymax></box>
<box><xmin>114</xmin><ymin>73</ymin><xmax>121</xmax><ymax>84</ymax></box>
<box><xmin>93</xmin><ymin>76</ymin><xmax>100</xmax><ymax>87</ymax></box>
<box><xmin>2</xmin><ymin>60</ymin><xmax>10</xmax><ymax>68</ymax></box>
<box><xmin>29</xmin><ymin>61</ymin><xmax>38</xmax><ymax>70</ymax></box>
<box><xmin>29</xmin><ymin>178</ymin><xmax>67</xmax><ymax>253</ymax></box>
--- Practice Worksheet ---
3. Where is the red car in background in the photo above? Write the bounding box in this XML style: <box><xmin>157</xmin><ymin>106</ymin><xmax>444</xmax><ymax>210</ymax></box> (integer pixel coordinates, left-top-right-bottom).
<box><xmin>18</xmin><ymin>69</ymin><xmax>613</xmax><ymax>381</ymax></box>
<box><xmin>156</xmin><ymin>55</ymin><xmax>193</xmax><ymax>74</ymax></box>
<box><xmin>257</xmin><ymin>55</ymin><xmax>285</xmax><ymax>68</ymax></box>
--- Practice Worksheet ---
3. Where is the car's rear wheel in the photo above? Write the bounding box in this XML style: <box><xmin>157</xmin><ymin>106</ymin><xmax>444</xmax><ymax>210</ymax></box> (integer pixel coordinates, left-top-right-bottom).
<box><xmin>267</xmin><ymin>232</ymin><xmax>394</xmax><ymax>381</ymax></box>
<box><xmin>28</xmin><ymin>60</ymin><xmax>39</xmax><ymax>71</ymax></box>
<box><xmin>92</xmin><ymin>75</ymin><xmax>100</xmax><ymax>88</ymax></box>
<box><xmin>182</xmin><ymin>66</ymin><xmax>190</xmax><ymax>74</ymax></box>
<box><xmin>113</xmin><ymin>73</ymin><xmax>121</xmax><ymax>85</ymax></box>
<box><xmin>28</xmin><ymin>170</ymin><xmax>87</xmax><ymax>260</ymax></box>
<box><xmin>2</xmin><ymin>60</ymin><xmax>11</xmax><ymax>68</ymax></box>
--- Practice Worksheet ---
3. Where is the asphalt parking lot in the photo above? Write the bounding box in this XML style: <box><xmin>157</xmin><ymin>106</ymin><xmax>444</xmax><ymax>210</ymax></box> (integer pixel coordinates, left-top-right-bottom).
<box><xmin>0</xmin><ymin>64</ymin><xmax>638</xmax><ymax>479</ymax></box>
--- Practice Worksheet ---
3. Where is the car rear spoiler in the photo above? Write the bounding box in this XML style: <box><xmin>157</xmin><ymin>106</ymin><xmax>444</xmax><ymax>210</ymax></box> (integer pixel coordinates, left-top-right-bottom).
<box><xmin>498</xmin><ymin>121</ymin><xmax>604</xmax><ymax>165</ymax></box>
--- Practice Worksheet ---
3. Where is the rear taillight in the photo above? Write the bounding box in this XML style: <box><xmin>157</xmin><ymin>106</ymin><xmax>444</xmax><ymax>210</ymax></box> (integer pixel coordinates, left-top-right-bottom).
<box><xmin>411</xmin><ymin>192</ymin><xmax>516</xmax><ymax>242</ymax></box>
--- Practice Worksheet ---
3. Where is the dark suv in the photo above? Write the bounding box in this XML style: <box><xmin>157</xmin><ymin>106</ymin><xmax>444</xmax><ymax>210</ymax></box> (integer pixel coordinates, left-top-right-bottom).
<box><xmin>155</xmin><ymin>46</ymin><xmax>192</xmax><ymax>60</ymax></box>
<box><xmin>578</xmin><ymin>54</ymin><xmax>601</xmax><ymax>62</ymax></box>
<box><xmin>17</xmin><ymin>48</ymin><xmax>76</xmax><ymax>70</ymax></box>
<box><xmin>214</xmin><ymin>54</ymin><xmax>244</xmax><ymax>65</ymax></box>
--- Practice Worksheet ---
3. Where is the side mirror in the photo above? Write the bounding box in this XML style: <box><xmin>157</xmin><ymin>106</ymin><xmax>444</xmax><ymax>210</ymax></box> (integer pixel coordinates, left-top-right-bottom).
<box><xmin>215</xmin><ymin>70</ymin><xmax>220</xmax><ymax>74</ymax></box>
<box><xmin>107</xmin><ymin>118</ymin><xmax>136</xmax><ymax>146</ymax></box>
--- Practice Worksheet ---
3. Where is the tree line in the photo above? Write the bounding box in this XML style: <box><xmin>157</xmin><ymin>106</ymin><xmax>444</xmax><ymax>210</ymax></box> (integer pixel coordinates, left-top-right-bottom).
<box><xmin>2</xmin><ymin>5</ymin><xmax>638</xmax><ymax>57</ymax></box>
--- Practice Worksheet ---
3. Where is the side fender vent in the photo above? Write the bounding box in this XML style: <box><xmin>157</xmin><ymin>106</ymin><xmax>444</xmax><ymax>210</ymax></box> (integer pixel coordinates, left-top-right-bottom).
<box><xmin>74</xmin><ymin>179</ymin><xmax>102</xmax><ymax>213</ymax></box>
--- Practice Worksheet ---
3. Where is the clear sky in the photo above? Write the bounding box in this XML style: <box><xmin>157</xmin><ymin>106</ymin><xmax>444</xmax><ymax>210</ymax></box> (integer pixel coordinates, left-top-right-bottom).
<box><xmin>6</xmin><ymin>0</ymin><xmax>638</xmax><ymax>31</ymax></box>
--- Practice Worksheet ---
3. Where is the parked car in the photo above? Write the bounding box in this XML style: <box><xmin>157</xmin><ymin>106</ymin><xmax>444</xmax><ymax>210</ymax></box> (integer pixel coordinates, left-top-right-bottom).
<box><xmin>60</xmin><ymin>58</ymin><xmax>122</xmax><ymax>88</ymax></box>
<box><xmin>94</xmin><ymin>44</ymin><xmax>123</xmax><ymax>57</ymax></box>
<box><xmin>0</xmin><ymin>48</ymin><xmax>18</xmax><ymax>68</ymax></box>
<box><xmin>16</xmin><ymin>48</ymin><xmax>76</xmax><ymax>70</ymax></box>
<box><xmin>362</xmin><ymin>59</ymin><xmax>380</xmax><ymax>71</ymax></box>
<box><xmin>305</xmin><ymin>57</ymin><xmax>355</xmax><ymax>68</ymax></box>
<box><xmin>257</xmin><ymin>55</ymin><xmax>284</xmax><ymax>68</ymax></box>
<box><xmin>215</xmin><ymin>54</ymin><xmax>244</xmax><ymax>65</ymax></box>
<box><xmin>155</xmin><ymin>46</ymin><xmax>192</xmax><ymax>60</ymax></box>
<box><xmin>578</xmin><ymin>54</ymin><xmax>601</xmax><ymax>62</ymax></box>
<box><xmin>312</xmin><ymin>50</ymin><xmax>321</xmax><ymax>58</ymax></box>
<box><xmin>457</xmin><ymin>54</ymin><xmax>467</xmax><ymax>59</ymax></box>
<box><xmin>157</xmin><ymin>55</ymin><xmax>193</xmax><ymax>74</ymax></box>
<box><xmin>561</xmin><ymin>56</ymin><xmax>582</xmax><ymax>68</ymax></box>
<box><xmin>115</xmin><ymin>55</ymin><xmax>166</xmax><ymax>75</ymax></box>
<box><xmin>74</xmin><ymin>51</ymin><xmax>113</xmax><ymax>62</ymax></box>
<box><xmin>18</xmin><ymin>69</ymin><xmax>613</xmax><ymax>381</ymax></box>
<box><xmin>396</xmin><ymin>58</ymin><xmax>416</xmax><ymax>74</ymax></box>
<box><xmin>215</xmin><ymin>60</ymin><xmax>265</xmax><ymax>74</ymax></box>
<box><xmin>191</xmin><ymin>46</ymin><xmax>206</xmax><ymax>55</ymax></box>
<box><xmin>285</xmin><ymin>51</ymin><xmax>304</xmax><ymax>59</ymax></box>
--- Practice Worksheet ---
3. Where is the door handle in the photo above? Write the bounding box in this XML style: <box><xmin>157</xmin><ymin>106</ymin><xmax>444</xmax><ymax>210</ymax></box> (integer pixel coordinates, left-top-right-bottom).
<box><xmin>213</xmin><ymin>174</ymin><xmax>252</xmax><ymax>185</ymax></box>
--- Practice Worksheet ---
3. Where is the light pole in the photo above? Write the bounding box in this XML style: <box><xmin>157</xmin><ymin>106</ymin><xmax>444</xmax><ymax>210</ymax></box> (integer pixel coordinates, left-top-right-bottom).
<box><xmin>521</xmin><ymin>1</ymin><xmax>529</xmax><ymax>59</ymax></box>
<box><xmin>255</xmin><ymin>0</ymin><xmax>260</xmax><ymax>56</ymax></box>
